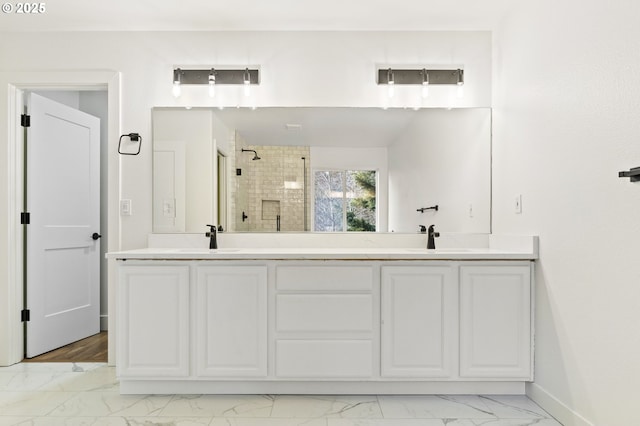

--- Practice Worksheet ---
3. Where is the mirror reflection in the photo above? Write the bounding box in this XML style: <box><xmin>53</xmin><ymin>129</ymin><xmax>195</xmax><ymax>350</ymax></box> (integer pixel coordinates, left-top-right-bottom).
<box><xmin>152</xmin><ymin>107</ymin><xmax>491</xmax><ymax>234</ymax></box>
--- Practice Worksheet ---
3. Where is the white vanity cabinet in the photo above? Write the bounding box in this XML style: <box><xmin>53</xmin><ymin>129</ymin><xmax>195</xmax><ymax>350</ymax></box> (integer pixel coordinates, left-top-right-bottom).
<box><xmin>381</xmin><ymin>265</ymin><xmax>457</xmax><ymax>378</ymax></box>
<box><xmin>459</xmin><ymin>265</ymin><xmax>532</xmax><ymax>379</ymax></box>
<box><xmin>195</xmin><ymin>265</ymin><xmax>267</xmax><ymax>378</ymax></box>
<box><xmin>117</xmin><ymin>265</ymin><xmax>190</xmax><ymax>378</ymax></box>
<box><xmin>113</xmin><ymin>256</ymin><xmax>534</xmax><ymax>394</ymax></box>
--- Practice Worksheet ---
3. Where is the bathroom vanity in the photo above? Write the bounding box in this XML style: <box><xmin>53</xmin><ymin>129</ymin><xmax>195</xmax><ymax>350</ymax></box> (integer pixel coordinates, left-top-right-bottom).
<box><xmin>108</xmin><ymin>236</ymin><xmax>537</xmax><ymax>395</ymax></box>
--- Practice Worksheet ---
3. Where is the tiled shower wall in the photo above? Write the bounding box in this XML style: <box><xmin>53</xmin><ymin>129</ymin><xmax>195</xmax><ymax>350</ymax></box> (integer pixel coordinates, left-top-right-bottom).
<box><xmin>231</xmin><ymin>140</ymin><xmax>311</xmax><ymax>232</ymax></box>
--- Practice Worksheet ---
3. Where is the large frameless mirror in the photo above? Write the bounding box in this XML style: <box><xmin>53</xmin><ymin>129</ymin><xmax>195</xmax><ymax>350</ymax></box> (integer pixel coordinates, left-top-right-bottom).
<box><xmin>152</xmin><ymin>107</ymin><xmax>491</xmax><ymax>234</ymax></box>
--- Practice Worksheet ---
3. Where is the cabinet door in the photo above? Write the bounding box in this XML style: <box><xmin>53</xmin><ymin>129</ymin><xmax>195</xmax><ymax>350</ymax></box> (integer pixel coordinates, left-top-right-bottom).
<box><xmin>196</xmin><ymin>265</ymin><xmax>267</xmax><ymax>377</ymax></box>
<box><xmin>381</xmin><ymin>266</ymin><xmax>456</xmax><ymax>378</ymax></box>
<box><xmin>118</xmin><ymin>265</ymin><xmax>190</xmax><ymax>378</ymax></box>
<box><xmin>459</xmin><ymin>265</ymin><xmax>531</xmax><ymax>379</ymax></box>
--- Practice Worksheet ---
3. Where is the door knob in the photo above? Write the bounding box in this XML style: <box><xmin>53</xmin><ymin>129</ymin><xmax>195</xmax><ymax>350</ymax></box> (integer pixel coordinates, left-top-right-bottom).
<box><xmin>92</xmin><ymin>233</ymin><xmax>102</xmax><ymax>240</ymax></box>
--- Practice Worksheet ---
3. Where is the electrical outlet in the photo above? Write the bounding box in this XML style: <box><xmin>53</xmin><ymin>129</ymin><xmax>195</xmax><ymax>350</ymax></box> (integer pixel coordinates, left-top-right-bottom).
<box><xmin>469</xmin><ymin>203</ymin><xmax>474</xmax><ymax>218</ymax></box>
<box><xmin>163</xmin><ymin>199</ymin><xmax>175</xmax><ymax>218</ymax></box>
<box><xmin>120</xmin><ymin>199</ymin><xmax>132</xmax><ymax>216</ymax></box>
<box><xmin>515</xmin><ymin>194</ymin><xmax>522</xmax><ymax>214</ymax></box>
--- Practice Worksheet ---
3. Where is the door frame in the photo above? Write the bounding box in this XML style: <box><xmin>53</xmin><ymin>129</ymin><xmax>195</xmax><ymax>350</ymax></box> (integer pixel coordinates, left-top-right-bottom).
<box><xmin>0</xmin><ymin>70</ymin><xmax>121</xmax><ymax>367</ymax></box>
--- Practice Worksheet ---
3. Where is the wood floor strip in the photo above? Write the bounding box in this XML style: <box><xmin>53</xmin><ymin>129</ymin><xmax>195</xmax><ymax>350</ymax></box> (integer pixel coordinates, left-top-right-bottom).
<box><xmin>23</xmin><ymin>331</ymin><xmax>108</xmax><ymax>363</ymax></box>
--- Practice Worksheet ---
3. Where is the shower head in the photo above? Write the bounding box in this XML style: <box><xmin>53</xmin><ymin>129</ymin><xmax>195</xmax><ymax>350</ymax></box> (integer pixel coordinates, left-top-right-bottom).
<box><xmin>241</xmin><ymin>148</ymin><xmax>261</xmax><ymax>160</ymax></box>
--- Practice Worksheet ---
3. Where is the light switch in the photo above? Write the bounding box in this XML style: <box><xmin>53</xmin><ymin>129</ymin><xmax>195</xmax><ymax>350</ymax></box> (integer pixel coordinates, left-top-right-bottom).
<box><xmin>120</xmin><ymin>199</ymin><xmax>132</xmax><ymax>216</ymax></box>
<box><xmin>469</xmin><ymin>203</ymin><xmax>474</xmax><ymax>218</ymax></box>
<box><xmin>515</xmin><ymin>194</ymin><xmax>522</xmax><ymax>214</ymax></box>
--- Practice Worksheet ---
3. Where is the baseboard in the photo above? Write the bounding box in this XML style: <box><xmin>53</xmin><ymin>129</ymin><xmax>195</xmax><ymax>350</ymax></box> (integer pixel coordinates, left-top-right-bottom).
<box><xmin>121</xmin><ymin>380</ymin><xmax>525</xmax><ymax>395</ymax></box>
<box><xmin>100</xmin><ymin>315</ymin><xmax>108</xmax><ymax>331</ymax></box>
<box><xmin>526</xmin><ymin>382</ymin><xmax>595</xmax><ymax>426</ymax></box>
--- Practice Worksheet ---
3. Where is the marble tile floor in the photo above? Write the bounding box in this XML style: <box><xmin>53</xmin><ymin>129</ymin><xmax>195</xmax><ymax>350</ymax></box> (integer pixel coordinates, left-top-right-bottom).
<box><xmin>0</xmin><ymin>363</ymin><xmax>563</xmax><ymax>426</ymax></box>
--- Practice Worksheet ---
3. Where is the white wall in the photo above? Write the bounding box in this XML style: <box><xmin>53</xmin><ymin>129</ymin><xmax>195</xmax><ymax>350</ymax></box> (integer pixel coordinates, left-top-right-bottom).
<box><xmin>212</xmin><ymin>112</ymin><xmax>235</xmax><ymax>231</ymax></box>
<box><xmin>388</xmin><ymin>108</ymin><xmax>491</xmax><ymax>233</ymax></box>
<box><xmin>153</xmin><ymin>109</ymin><xmax>214</xmax><ymax>232</ymax></box>
<box><xmin>493</xmin><ymin>2</ymin><xmax>640</xmax><ymax>425</ymax></box>
<box><xmin>311</xmin><ymin>146</ymin><xmax>389</xmax><ymax>231</ymax></box>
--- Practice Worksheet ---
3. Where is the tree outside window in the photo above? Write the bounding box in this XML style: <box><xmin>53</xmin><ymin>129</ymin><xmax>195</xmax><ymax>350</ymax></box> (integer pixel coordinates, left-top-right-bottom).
<box><xmin>314</xmin><ymin>170</ymin><xmax>376</xmax><ymax>232</ymax></box>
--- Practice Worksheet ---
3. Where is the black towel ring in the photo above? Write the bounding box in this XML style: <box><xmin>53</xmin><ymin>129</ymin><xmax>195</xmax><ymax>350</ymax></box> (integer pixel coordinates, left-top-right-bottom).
<box><xmin>118</xmin><ymin>133</ymin><xmax>142</xmax><ymax>156</ymax></box>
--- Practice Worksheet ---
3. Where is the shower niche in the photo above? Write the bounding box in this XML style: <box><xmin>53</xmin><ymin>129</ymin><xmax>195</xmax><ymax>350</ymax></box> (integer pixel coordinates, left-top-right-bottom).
<box><xmin>233</xmin><ymin>144</ymin><xmax>311</xmax><ymax>232</ymax></box>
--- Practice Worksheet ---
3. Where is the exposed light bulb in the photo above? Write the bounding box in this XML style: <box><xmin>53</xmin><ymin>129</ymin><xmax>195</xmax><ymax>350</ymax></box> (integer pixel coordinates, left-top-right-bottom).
<box><xmin>387</xmin><ymin>68</ymin><xmax>395</xmax><ymax>98</ymax></box>
<box><xmin>243</xmin><ymin>68</ymin><xmax>251</xmax><ymax>97</ymax></box>
<box><xmin>208</xmin><ymin>69</ymin><xmax>216</xmax><ymax>98</ymax></box>
<box><xmin>457</xmin><ymin>69</ymin><xmax>464</xmax><ymax>85</ymax></box>
<box><xmin>172</xmin><ymin>68</ymin><xmax>182</xmax><ymax>98</ymax></box>
<box><xmin>421</xmin><ymin>69</ymin><xmax>430</xmax><ymax>99</ymax></box>
<box><xmin>456</xmin><ymin>69</ymin><xmax>464</xmax><ymax>98</ymax></box>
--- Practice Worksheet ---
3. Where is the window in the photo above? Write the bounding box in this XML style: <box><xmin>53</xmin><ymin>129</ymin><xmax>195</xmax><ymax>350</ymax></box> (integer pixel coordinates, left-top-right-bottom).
<box><xmin>314</xmin><ymin>170</ymin><xmax>377</xmax><ymax>232</ymax></box>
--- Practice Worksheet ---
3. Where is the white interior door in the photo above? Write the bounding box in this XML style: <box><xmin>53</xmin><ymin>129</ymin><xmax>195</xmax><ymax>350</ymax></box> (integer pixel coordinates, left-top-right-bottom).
<box><xmin>26</xmin><ymin>92</ymin><xmax>101</xmax><ymax>358</ymax></box>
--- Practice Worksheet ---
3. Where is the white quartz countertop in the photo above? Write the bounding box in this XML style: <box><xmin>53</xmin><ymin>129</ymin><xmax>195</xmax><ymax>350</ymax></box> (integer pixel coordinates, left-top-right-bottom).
<box><xmin>106</xmin><ymin>246</ymin><xmax>536</xmax><ymax>260</ymax></box>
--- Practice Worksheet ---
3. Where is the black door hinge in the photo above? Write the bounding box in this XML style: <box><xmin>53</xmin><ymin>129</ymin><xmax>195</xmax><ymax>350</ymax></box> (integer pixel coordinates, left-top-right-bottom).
<box><xmin>21</xmin><ymin>114</ymin><xmax>30</xmax><ymax>128</ymax></box>
<box><xmin>21</xmin><ymin>212</ymin><xmax>30</xmax><ymax>224</ymax></box>
<box><xmin>21</xmin><ymin>309</ymin><xmax>30</xmax><ymax>322</ymax></box>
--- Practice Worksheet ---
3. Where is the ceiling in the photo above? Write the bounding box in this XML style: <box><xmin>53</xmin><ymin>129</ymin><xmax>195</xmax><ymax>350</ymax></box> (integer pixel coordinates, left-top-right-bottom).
<box><xmin>1</xmin><ymin>0</ymin><xmax>516</xmax><ymax>32</ymax></box>
<box><xmin>216</xmin><ymin>107</ymin><xmax>418</xmax><ymax>147</ymax></box>
<box><xmin>211</xmin><ymin>107</ymin><xmax>476</xmax><ymax>148</ymax></box>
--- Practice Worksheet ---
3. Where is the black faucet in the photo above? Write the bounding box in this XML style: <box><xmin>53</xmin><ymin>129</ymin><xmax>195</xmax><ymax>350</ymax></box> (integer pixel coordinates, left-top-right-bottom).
<box><xmin>427</xmin><ymin>224</ymin><xmax>440</xmax><ymax>249</ymax></box>
<box><xmin>206</xmin><ymin>224</ymin><xmax>218</xmax><ymax>249</ymax></box>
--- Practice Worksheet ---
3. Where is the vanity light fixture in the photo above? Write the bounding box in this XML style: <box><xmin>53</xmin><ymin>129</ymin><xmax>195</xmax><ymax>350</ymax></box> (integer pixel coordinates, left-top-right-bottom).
<box><xmin>171</xmin><ymin>67</ymin><xmax>260</xmax><ymax>97</ymax></box>
<box><xmin>377</xmin><ymin>67</ymin><xmax>465</xmax><ymax>97</ymax></box>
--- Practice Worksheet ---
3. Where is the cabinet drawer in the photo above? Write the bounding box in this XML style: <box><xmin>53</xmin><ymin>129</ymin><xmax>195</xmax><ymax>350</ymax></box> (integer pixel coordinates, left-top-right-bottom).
<box><xmin>276</xmin><ymin>340</ymin><xmax>373</xmax><ymax>378</ymax></box>
<box><xmin>276</xmin><ymin>294</ymin><xmax>373</xmax><ymax>332</ymax></box>
<box><xmin>276</xmin><ymin>265</ymin><xmax>373</xmax><ymax>291</ymax></box>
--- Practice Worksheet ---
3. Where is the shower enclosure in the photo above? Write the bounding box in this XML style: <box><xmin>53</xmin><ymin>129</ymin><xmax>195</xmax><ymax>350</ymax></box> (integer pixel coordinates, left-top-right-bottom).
<box><xmin>231</xmin><ymin>144</ymin><xmax>311</xmax><ymax>232</ymax></box>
